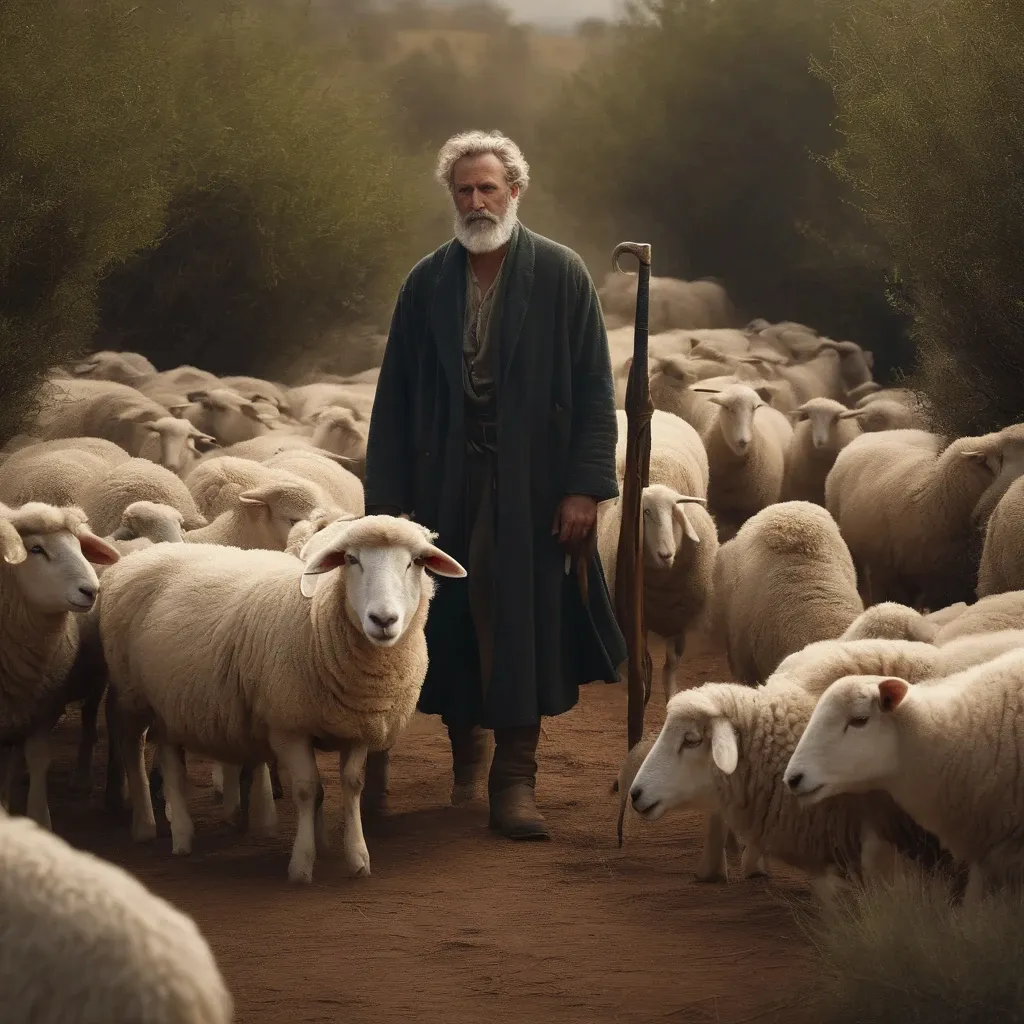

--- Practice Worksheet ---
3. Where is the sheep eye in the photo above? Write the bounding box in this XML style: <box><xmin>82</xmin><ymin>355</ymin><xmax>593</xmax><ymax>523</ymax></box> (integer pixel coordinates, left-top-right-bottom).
<box><xmin>643</xmin><ymin>508</ymin><xmax>651</xmax><ymax>518</ymax></box>
<box><xmin>345</xmin><ymin>554</ymin><xmax>359</xmax><ymax>567</ymax></box>
<box><xmin>847</xmin><ymin>716</ymin><xmax>869</xmax><ymax>729</ymax></box>
<box><xmin>29</xmin><ymin>545</ymin><xmax>45</xmax><ymax>556</ymax></box>
<box><xmin>677</xmin><ymin>733</ymin><xmax>701</xmax><ymax>754</ymax></box>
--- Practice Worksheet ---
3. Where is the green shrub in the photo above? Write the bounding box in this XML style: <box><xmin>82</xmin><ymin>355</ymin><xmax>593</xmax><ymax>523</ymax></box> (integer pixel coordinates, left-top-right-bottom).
<box><xmin>96</xmin><ymin>0</ymin><xmax>418</xmax><ymax>382</ymax></box>
<box><xmin>0</xmin><ymin>0</ymin><xmax>173</xmax><ymax>441</ymax></box>
<box><xmin>798</xmin><ymin>869</ymin><xmax>1024</xmax><ymax>1023</ymax></box>
<box><xmin>822</xmin><ymin>0</ymin><xmax>1024</xmax><ymax>435</ymax></box>
<box><xmin>538</xmin><ymin>0</ymin><xmax>911</xmax><ymax>380</ymax></box>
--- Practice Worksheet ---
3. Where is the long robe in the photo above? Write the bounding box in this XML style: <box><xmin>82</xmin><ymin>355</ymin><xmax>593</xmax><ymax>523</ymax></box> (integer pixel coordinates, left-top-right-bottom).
<box><xmin>363</xmin><ymin>223</ymin><xmax>627</xmax><ymax>729</ymax></box>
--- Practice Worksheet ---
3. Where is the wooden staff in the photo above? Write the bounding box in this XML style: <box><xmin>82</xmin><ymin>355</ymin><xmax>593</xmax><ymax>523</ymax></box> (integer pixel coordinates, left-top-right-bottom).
<box><xmin>611</xmin><ymin>241</ymin><xmax>653</xmax><ymax>751</ymax></box>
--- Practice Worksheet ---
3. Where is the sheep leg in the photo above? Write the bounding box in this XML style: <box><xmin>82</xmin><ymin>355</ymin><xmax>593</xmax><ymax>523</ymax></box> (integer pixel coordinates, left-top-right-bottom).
<box><xmin>71</xmin><ymin>692</ymin><xmax>101</xmax><ymax>795</ymax></box>
<box><xmin>248</xmin><ymin>763</ymin><xmax>278</xmax><ymax>837</ymax></box>
<box><xmin>339</xmin><ymin>744</ymin><xmax>370</xmax><ymax>877</ymax></box>
<box><xmin>160</xmin><ymin>743</ymin><xmax>194</xmax><ymax>855</ymax></box>
<box><xmin>271</xmin><ymin>732</ymin><xmax>320</xmax><ymax>883</ymax></box>
<box><xmin>269</xmin><ymin>758</ymin><xmax>284</xmax><ymax>800</ymax></box>
<box><xmin>695</xmin><ymin>812</ymin><xmax>729</xmax><ymax>883</ymax></box>
<box><xmin>221</xmin><ymin>764</ymin><xmax>243</xmax><ymax>827</ymax></box>
<box><xmin>24</xmin><ymin>728</ymin><xmax>53</xmax><ymax>831</ymax></box>
<box><xmin>210</xmin><ymin>762</ymin><xmax>225</xmax><ymax>802</ymax></box>
<box><xmin>120</xmin><ymin>717</ymin><xmax>156</xmax><ymax>843</ymax></box>
<box><xmin>313</xmin><ymin>777</ymin><xmax>330</xmax><ymax>854</ymax></box>
<box><xmin>662</xmin><ymin>634</ymin><xmax>683</xmax><ymax>704</ymax></box>
<box><xmin>740</xmin><ymin>841</ymin><xmax>769</xmax><ymax>879</ymax></box>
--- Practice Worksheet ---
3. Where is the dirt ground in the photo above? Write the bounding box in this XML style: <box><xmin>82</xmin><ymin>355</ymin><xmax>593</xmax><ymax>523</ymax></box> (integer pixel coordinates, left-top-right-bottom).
<box><xmin>44</xmin><ymin>646</ymin><xmax>819</xmax><ymax>1024</ymax></box>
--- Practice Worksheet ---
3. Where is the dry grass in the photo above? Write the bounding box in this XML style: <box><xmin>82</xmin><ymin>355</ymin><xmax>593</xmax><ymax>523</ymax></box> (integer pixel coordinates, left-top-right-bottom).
<box><xmin>793</xmin><ymin>867</ymin><xmax>1024</xmax><ymax>1023</ymax></box>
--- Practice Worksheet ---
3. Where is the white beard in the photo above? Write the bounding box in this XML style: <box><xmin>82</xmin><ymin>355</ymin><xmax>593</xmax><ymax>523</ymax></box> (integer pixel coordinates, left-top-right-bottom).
<box><xmin>453</xmin><ymin>194</ymin><xmax>520</xmax><ymax>254</ymax></box>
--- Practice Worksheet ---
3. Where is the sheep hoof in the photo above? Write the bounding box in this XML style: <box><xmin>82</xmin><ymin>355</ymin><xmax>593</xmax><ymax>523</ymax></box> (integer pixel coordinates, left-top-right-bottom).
<box><xmin>287</xmin><ymin>857</ymin><xmax>314</xmax><ymax>884</ymax></box>
<box><xmin>345</xmin><ymin>847</ymin><xmax>371</xmax><ymax>878</ymax></box>
<box><xmin>171</xmin><ymin>835</ymin><xmax>193</xmax><ymax>856</ymax></box>
<box><xmin>132</xmin><ymin>819</ymin><xmax>157</xmax><ymax>843</ymax></box>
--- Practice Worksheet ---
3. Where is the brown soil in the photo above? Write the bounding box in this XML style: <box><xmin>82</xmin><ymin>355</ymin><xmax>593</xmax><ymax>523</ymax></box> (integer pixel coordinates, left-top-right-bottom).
<box><xmin>44</xmin><ymin>647</ymin><xmax>818</xmax><ymax>1024</ymax></box>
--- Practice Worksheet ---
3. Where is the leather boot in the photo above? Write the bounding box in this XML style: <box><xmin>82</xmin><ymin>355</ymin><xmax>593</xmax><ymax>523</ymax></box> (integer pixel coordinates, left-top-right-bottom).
<box><xmin>361</xmin><ymin>749</ymin><xmax>390</xmax><ymax>815</ymax></box>
<box><xmin>487</xmin><ymin>724</ymin><xmax>550</xmax><ymax>840</ymax></box>
<box><xmin>447</xmin><ymin>723</ymin><xmax>490</xmax><ymax>805</ymax></box>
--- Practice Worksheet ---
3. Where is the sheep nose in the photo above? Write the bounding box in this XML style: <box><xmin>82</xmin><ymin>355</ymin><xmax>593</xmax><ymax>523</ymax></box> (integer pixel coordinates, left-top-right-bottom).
<box><xmin>787</xmin><ymin>772</ymin><xmax>803</xmax><ymax>791</ymax></box>
<box><xmin>630</xmin><ymin>785</ymin><xmax>644</xmax><ymax>806</ymax></box>
<box><xmin>78</xmin><ymin>585</ymin><xmax>97</xmax><ymax>602</ymax></box>
<box><xmin>369</xmin><ymin>612</ymin><xmax>398</xmax><ymax>630</ymax></box>
<box><xmin>658</xmin><ymin>551</ymin><xmax>673</xmax><ymax>564</ymax></box>
<box><xmin>736</xmin><ymin>438</ymin><xmax>749</xmax><ymax>451</ymax></box>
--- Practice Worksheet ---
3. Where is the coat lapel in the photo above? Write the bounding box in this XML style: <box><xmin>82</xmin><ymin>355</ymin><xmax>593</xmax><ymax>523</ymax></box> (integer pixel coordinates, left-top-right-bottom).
<box><xmin>429</xmin><ymin>239</ymin><xmax>466</xmax><ymax>396</ymax></box>
<box><xmin>500</xmin><ymin>224</ymin><xmax>535</xmax><ymax>380</ymax></box>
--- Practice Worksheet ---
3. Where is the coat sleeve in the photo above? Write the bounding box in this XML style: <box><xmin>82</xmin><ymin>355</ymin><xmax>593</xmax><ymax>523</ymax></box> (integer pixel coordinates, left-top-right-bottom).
<box><xmin>363</xmin><ymin>275</ymin><xmax>417</xmax><ymax>514</ymax></box>
<box><xmin>563</xmin><ymin>260</ymin><xmax>620</xmax><ymax>503</ymax></box>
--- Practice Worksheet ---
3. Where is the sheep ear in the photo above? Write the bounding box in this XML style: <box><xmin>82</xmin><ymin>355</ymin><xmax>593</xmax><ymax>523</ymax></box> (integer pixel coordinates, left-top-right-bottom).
<box><xmin>186</xmin><ymin>390</ymin><xmax>213</xmax><ymax>408</ymax></box>
<box><xmin>752</xmin><ymin>386</ymin><xmax>774</xmax><ymax>404</ymax></box>
<box><xmin>77</xmin><ymin>529</ymin><xmax>120</xmax><ymax>566</ymax></box>
<box><xmin>299</xmin><ymin>548</ymin><xmax>347</xmax><ymax>598</ymax></box>
<box><xmin>877</xmin><ymin>678</ymin><xmax>909</xmax><ymax>712</ymax></box>
<box><xmin>237</xmin><ymin>485</ymin><xmax>278</xmax><ymax>508</ymax></box>
<box><xmin>672</xmin><ymin>502</ymin><xmax>701</xmax><ymax>544</ymax></box>
<box><xmin>838</xmin><ymin>409</ymin><xmax>862</xmax><ymax>420</ymax></box>
<box><xmin>414</xmin><ymin>545</ymin><xmax>467</xmax><ymax>579</ymax></box>
<box><xmin>240</xmin><ymin>403</ymin><xmax>265</xmax><ymax>422</ymax></box>
<box><xmin>167</xmin><ymin>403</ymin><xmax>191</xmax><ymax>416</ymax></box>
<box><xmin>709</xmin><ymin>718</ymin><xmax>738</xmax><ymax>774</ymax></box>
<box><xmin>0</xmin><ymin>520</ymin><xmax>26</xmax><ymax>564</ymax></box>
<box><xmin>193</xmin><ymin>434</ymin><xmax>220</xmax><ymax>453</ymax></box>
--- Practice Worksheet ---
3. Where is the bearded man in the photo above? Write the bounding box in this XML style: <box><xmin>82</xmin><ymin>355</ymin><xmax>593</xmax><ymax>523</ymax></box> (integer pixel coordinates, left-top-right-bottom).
<box><xmin>362</xmin><ymin>130</ymin><xmax>626</xmax><ymax>840</ymax></box>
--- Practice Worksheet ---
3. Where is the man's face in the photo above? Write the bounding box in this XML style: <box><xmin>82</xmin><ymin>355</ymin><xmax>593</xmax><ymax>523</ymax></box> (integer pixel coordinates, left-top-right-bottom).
<box><xmin>452</xmin><ymin>153</ymin><xmax>519</xmax><ymax>220</ymax></box>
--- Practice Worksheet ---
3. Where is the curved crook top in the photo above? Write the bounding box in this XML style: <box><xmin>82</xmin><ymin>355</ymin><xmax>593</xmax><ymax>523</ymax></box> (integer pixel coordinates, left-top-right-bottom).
<box><xmin>612</xmin><ymin>241</ymin><xmax>652</xmax><ymax>274</ymax></box>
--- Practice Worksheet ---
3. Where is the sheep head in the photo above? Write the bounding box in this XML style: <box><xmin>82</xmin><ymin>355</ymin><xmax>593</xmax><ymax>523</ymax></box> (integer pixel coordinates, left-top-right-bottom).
<box><xmin>642</xmin><ymin>484</ymin><xmax>707</xmax><ymax>568</ymax></box>
<box><xmin>784</xmin><ymin>674</ymin><xmax>908</xmax><ymax>804</ymax></box>
<box><xmin>691</xmin><ymin>383</ymin><xmax>766</xmax><ymax>456</ymax></box>
<box><xmin>297</xmin><ymin>515</ymin><xmax>466</xmax><ymax>646</ymax></box>
<box><xmin>790</xmin><ymin>398</ymin><xmax>851</xmax><ymax>449</ymax></box>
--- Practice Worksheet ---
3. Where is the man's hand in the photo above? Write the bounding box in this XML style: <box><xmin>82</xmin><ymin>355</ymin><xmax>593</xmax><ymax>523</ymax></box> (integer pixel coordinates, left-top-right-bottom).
<box><xmin>552</xmin><ymin>494</ymin><xmax>598</xmax><ymax>552</ymax></box>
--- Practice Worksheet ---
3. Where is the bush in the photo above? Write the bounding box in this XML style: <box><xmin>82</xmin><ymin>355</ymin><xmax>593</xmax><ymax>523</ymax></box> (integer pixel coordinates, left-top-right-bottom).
<box><xmin>0</xmin><ymin>0</ymin><xmax>173</xmax><ymax>442</ymax></box>
<box><xmin>538</xmin><ymin>0</ymin><xmax>912</xmax><ymax>380</ymax></box>
<box><xmin>96</xmin><ymin>0</ymin><xmax>418</xmax><ymax>382</ymax></box>
<box><xmin>822</xmin><ymin>0</ymin><xmax>1024</xmax><ymax>436</ymax></box>
<box><xmin>798</xmin><ymin>870</ymin><xmax>1024</xmax><ymax>1023</ymax></box>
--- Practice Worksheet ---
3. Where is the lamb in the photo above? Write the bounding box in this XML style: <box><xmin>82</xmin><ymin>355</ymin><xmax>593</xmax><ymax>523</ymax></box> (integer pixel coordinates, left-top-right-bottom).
<box><xmin>98</xmin><ymin>515</ymin><xmax>466</xmax><ymax>882</ymax></box>
<box><xmin>628</xmin><ymin>679</ymin><xmax>942</xmax><ymax>899</ymax></box>
<box><xmin>933</xmin><ymin>590</ymin><xmax>1024</xmax><ymax>644</ymax></box>
<box><xmin>691</xmin><ymin>383</ymin><xmax>793</xmax><ymax>538</ymax></box>
<box><xmin>26</xmin><ymin>378</ymin><xmax>203</xmax><ymax>469</ymax></box>
<box><xmin>0</xmin><ymin>807</ymin><xmax>233</xmax><ymax>1024</ymax></box>
<box><xmin>977</xmin><ymin>474</ymin><xmax>1024</xmax><ymax>597</ymax></box>
<box><xmin>709</xmin><ymin>502</ymin><xmax>863</xmax><ymax>686</ymax></box>
<box><xmin>0</xmin><ymin>437</ymin><xmax>130</xmax><ymax>508</ymax></box>
<box><xmin>80</xmin><ymin>458</ymin><xmax>208</xmax><ymax>536</ymax></box>
<box><xmin>263</xmin><ymin>449</ymin><xmax>364</xmax><ymax>517</ymax></box>
<box><xmin>825</xmin><ymin>423</ymin><xmax>1024</xmax><ymax>608</ymax></box>
<box><xmin>176</xmin><ymin>389</ymin><xmax>276</xmax><ymax>447</ymax></box>
<box><xmin>780</xmin><ymin>398</ymin><xmax>861</xmax><ymax>505</ymax></box>
<box><xmin>0</xmin><ymin>503</ymin><xmax>119</xmax><ymax>826</ymax></box>
<box><xmin>783</xmin><ymin>646</ymin><xmax>1024</xmax><ymax>902</ymax></box>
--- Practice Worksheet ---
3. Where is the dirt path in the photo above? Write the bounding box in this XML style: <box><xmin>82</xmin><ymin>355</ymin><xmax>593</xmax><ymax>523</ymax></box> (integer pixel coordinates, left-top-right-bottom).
<box><xmin>44</xmin><ymin>649</ymin><xmax>816</xmax><ymax>1024</ymax></box>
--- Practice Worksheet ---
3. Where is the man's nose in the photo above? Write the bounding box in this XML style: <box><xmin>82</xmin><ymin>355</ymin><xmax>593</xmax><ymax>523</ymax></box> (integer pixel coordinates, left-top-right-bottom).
<box><xmin>470</xmin><ymin>189</ymin><xmax>485</xmax><ymax>209</ymax></box>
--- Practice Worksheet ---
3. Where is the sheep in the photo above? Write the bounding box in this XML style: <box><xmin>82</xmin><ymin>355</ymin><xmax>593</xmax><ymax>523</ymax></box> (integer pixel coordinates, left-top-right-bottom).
<box><xmin>0</xmin><ymin>503</ymin><xmax>120</xmax><ymax>826</ymax></box>
<box><xmin>846</xmin><ymin>381</ymin><xmax>882</xmax><ymax>404</ymax></box>
<box><xmin>184</xmin><ymin>474</ymin><xmax>331</xmax><ymax>552</ymax></box>
<box><xmin>80</xmin><ymin>458</ymin><xmax>207</xmax><ymax>536</ymax></box>
<box><xmin>933</xmin><ymin>590</ymin><xmax>1024</xmax><ymax>644</ymax></box>
<box><xmin>308</xmin><ymin>406</ymin><xmax>367</xmax><ymax>471</ymax></box>
<box><xmin>219</xmin><ymin>375</ymin><xmax>291</xmax><ymax>414</ymax></box>
<box><xmin>783</xmin><ymin>646</ymin><xmax>1024</xmax><ymax>903</ymax></box>
<box><xmin>0</xmin><ymin>437</ymin><xmax>130</xmax><ymax>508</ymax></box>
<box><xmin>26</xmin><ymin>379</ymin><xmax>200</xmax><ymax>469</ymax></box>
<box><xmin>840</xmin><ymin>602</ymin><xmax>937</xmax><ymax>643</ymax></box>
<box><xmin>780</xmin><ymin>398</ymin><xmax>861</xmax><ymax>505</ymax></box>
<box><xmin>710</xmin><ymin>502</ymin><xmax>864</xmax><ymax>686</ymax></box>
<box><xmin>67</xmin><ymin>349</ymin><xmax>157</xmax><ymax>385</ymax></box>
<box><xmin>0</xmin><ymin>807</ymin><xmax>233</xmax><ymax>1024</ymax></box>
<box><xmin>137</xmin><ymin>418</ymin><xmax>219</xmax><ymax>476</ymax></box>
<box><xmin>691</xmin><ymin>383</ymin><xmax>793</xmax><ymax>538</ymax></box>
<box><xmin>977</xmin><ymin>474</ymin><xmax>1024</xmax><ymax>597</ymax></box>
<box><xmin>263</xmin><ymin>449</ymin><xmax>365</xmax><ymax>517</ymax></box>
<box><xmin>600</xmin><ymin>272</ymin><xmax>735</xmax><ymax>332</ymax></box>
<box><xmin>98</xmin><ymin>515</ymin><xmax>466</xmax><ymax>882</ymax></box>
<box><xmin>176</xmin><ymin>389</ymin><xmax>276</xmax><ymax>447</ymax></box>
<box><xmin>190</xmin><ymin>432</ymin><xmax>351</xmax><ymax>468</ymax></box>
<box><xmin>615</xmin><ymin>737</ymin><xmax>655</xmax><ymax>847</ymax></box>
<box><xmin>614</xmin><ymin>408</ymin><xmax>709</xmax><ymax>499</ymax></box>
<box><xmin>775</xmin><ymin>346</ymin><xmax>845</xmax><ymax>404</ymax></box>
<box><xmin>840</xmin><ymin>398</ymin><xmax>929</xmax><ymax>433</ymax></box>
<box><xmin>825</xmin><ymin>424</ymin><xmax>1024</xmax><ymax>608</ymax></box>
<box><xmin>286</xmin><ymin>382</ymin><xmax>376</xmax><ymax>423</ymax></box>
<box><xmin>110</xmin><ymin>501</ymin><xmax>187</xmax><ymax>545</ymax></box>
<box><xmin>185</xmin><ymin>455</ymin><xmax>288</xmax><ymax>519</ymax></box>
<box><xmin>628</xmin><ymin>679</ymin><xmax>942</xmax><ymax>899</ymax></box>
<box><xmin>648</xmin><ymin>357</ymin><xmax>726</xmax><ymax>434</ymax></box>
<box><xmin>815</xmin><ymin>339</ymin><xmax>874</xmax><ymax>392</ymax></box>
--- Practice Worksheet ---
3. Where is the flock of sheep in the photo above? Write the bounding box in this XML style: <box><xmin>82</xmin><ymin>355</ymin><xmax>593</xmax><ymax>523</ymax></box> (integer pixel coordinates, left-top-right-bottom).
<box><xmin>1</xmin><ymin>266</ymin><xmax>1022</xmax><ymax>1020</ymax></box>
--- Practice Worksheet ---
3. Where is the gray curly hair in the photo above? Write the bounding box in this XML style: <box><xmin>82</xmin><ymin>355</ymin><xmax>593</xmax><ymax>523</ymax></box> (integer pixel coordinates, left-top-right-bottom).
<box><xmin>434</xmin><ymin>130</ymin><xmax>530</xmax><ymax>194</ymax></box>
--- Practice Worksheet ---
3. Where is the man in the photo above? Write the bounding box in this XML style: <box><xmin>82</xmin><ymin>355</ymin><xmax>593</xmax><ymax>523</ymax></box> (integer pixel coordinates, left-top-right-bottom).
<box><xmin>363</xmin><ymin>129</ymin><xmax>626</xmax><ymax>840</ymax></box>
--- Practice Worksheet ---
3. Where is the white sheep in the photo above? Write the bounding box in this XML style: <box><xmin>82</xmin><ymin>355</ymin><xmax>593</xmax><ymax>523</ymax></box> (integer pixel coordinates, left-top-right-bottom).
<box><xmin>839</xmin><ymin>602</ymin><xmax>937</xmax><ymax>643</ymax></box>
<box><xmin>109</xmin><ymin>500</ymin><xmax>187</xmax><ymax>545</ymax></box>
<box><xmin>0</xmin><ymin>503</ymin><xmax>119</xmax><ymax>826</ymax></box>
<box><xmin>614</xmin><ymin>408</ymin><xmax>709</xmax><ymax>498</ymax></box>
<box><xmin>825</xmin><ymin>424</ymin><xmax>1024</xmax><ymax>608</ymax></box>
<box><xmin>841</xmin><ymin>397</ymin><xmax>929</xmax><ymax>433</ymax></box>
<box><xmin>977</xmin><ymin>474</ymin><xmax>1024</xmax><ymax>597</ymax></box>
<box><xmin>709</xmin><ymin>501</ymin><xmax>863</xmax><ymax>685</ymax></box>
<box><xmin>80</xmin><ymin>458</ymin><xmax>208</xmax><ymax>536</ymax></box>
<box><xmin>263</xmin><ymin>449</ymin><xmax>364</xmax><ymax>517</ymax></box>
<box><xmin>691</xmin><ymin>382</ymin><xmax>793</xmax><ymax>538</ymax></box>
<box><xmin>98</xmin><ymin>515</ymin><xmax>466</xmax><ymax>882</ymax></box>
<box><xmin>175</xmin><ymin>389</ymin><xmax>276</xmax><ymax>447</ymax></box>
<box><xmin>933</xmin><ymin>590</ymin><xmax>1024</xmax><ymax>644</ymax></box>
<box><xmin>137</xmin><ymin>417</ymin><xmax>219</xmax><ymax>476</ymax></box>
<box><xmin>0</xmin><ymin>807</ymin><xmax>233</xmax><ymax>1024</ymax></box>
<box><xmin>780</xmin><ymin>397</ymin><xmax>861</xmax><ymax>505</ymax></box>
<box><xmin>68</xmin><ymin>349</ymin><xmax>157</xmax><ymax>384</ymax></box>
<box><xmin>784</xmin><ymin>646</ymin><xmax>1024</xmax><ymax>903</ymax></box>
<box><xmin>0</xmin><ymin>437</ymin><xmax>130</xmax><ymax>508</ymax></box>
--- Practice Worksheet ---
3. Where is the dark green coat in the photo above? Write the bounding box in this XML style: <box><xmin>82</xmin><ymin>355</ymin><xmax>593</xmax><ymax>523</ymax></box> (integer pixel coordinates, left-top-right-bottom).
<box><xmin>363</xmin><ymin>223</ymin><xmax>627</xmax><ymax>729</ymax></box>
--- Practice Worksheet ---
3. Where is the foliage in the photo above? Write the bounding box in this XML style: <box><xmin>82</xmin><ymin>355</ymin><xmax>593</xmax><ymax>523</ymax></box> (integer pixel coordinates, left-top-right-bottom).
<box><xmin>538</xmin><ymin>0</ymin><xmax>911</xmax><ymax>380</ymax></box>
<box><xmin>797</xmin><ymin>869</ymin><xmax>1024</xmax><ymax>1023</ymax></box>
<box><xmin>821</xmin><ymin>0</ymin><xmax>1024</xmax><ymax>435</ymax></box>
